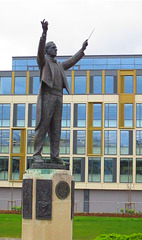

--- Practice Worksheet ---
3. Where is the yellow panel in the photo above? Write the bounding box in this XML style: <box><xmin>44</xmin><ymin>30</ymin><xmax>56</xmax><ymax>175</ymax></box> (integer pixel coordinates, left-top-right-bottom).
<box><xmin>87</xmin><ymin>70</ymin><xmax>90</xmax><ymax>94</ymax></box>
<box><xmin>26</xmin><ymin>71</ymin><xmax>30</xmax><ymax>94</ymax></box>
<box><xmin>102</xmin><ymin>70</ymin><xmax>105</xmax><ymax>94</ymax></box>
<box><xmin>11</xmin><ymin>71</ymin><xmax>15</xmax><ymax>94</ymax></box>
<box><xmin>119</xmin><ymin>103</ymin><xmax>124</xmax><ymax>128</ymax></box>
<box><xmin>71</xmin><ymin>70</ymin><xmax>74</xmax><ymax>94</ymax></box>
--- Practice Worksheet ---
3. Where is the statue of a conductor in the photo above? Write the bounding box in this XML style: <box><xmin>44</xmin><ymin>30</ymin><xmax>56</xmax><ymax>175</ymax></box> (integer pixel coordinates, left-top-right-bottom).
<box><xmin>33</xmin><ymin>19</ymin><xmax>88</xmax><ymax>164</ymax></box>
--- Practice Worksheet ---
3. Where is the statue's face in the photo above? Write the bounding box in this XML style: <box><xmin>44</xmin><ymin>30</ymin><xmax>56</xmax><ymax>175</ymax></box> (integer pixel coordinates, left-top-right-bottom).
<box><xmin>46</xmin><ymin>42</ymin><xmax>57</xmax><ymax>58</ymax></box>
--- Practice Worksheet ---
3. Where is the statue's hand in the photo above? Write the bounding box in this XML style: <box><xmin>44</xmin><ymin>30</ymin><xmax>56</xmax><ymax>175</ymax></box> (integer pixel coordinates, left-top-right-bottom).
<box><xmin>82</xmin><ymin>40</ymin><xmax>88</xmax><ymax>51</ymax></box>
<box><xmin>41</xmin><ymin>19</ymin><xmax>48</xmax><ymax>33</ymax></box>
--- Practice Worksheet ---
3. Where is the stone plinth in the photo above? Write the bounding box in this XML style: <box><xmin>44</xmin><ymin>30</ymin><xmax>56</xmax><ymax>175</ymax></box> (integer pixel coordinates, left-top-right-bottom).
<box><xmin>22</xmin><ymin>169</ymin><xmax>74</xmax><ymax>240</ymax></box>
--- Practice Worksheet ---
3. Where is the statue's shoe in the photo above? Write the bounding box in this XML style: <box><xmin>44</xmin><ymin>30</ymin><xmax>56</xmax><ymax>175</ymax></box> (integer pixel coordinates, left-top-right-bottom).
<box><xmin>51</xmin><ymin>157</ymin><xmax>70</xmax><ymax>165</ymax></box>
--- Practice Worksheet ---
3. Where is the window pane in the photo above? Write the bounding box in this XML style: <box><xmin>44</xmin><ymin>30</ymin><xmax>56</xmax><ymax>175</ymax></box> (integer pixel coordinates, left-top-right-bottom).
<box><xmin>33</xmin><ymin>77</ymin><xmax>40</xmax><ymax>94</ymax></box>
<box><xmin>74</xmin><ymin>76</ymin><xmax>86</xmax><ymax>94</ymax></box>
<box><xmin>60</xmin><ymin>130</ymin><xmax>70</xmax><ymax>154</ymax></box>
<box><xmin>93</xmin><ymin>131</ymin><xmax>101</xmax><ymax>154</ymax></box>
<box><xmin>42</xmin><ymin>133</ymin><xmax>50</xmax><ymax>154</ymax></box>
<box><xmin>104</xmin><ymin>131</ymin><xmax>117</xmax><ymax>155</ymax></box>
<box><xmin>136</xmin><ymin>76</ymin><xmax>142</xmax><ymax>94</ymax></box>
<box><xmin>104</xmin><ymin>158</ymin><xmax>117</xmax><ymax>182</ymax></box>
<box><xmin>12</xmin><ymin>130</ymin><xmax>21</xmax><ymax>153</ymax></box>
<box><xmin>13</xmin><ymin>104</ymin><xmax>25</xmax><ymax>127</ymax></box>
<box><xmin>88</xmin><ymin>157</ymin><xmax>101</xmax><ymax>182</ymax></box>
<box><xmin>105</xmin><ymin>104</ymin><xmax>117</xmax><ymax>127</ymax></box>
<box><xmin>136</xmin><ymin>158</ymin><xmax>142</xmax><ymax>182</ymax></box>
<box><xmin>73</xmin><ymin>157</ymin><xmax>85</xmax><ymax>182</ymax></box>
<box><xmin>120</xmin><ymin>158</ymin><xmax>133</xmax><ymax>183</ymax></box>
<box><xmin>62</xmin><ymin>104</ymin><xmax>71</xmax><ymax>127</ymax></box>
<box><xmin>77</xmin><ymin>104</ymin><xmax>86</xmax><ymax>127</ymax></box>
<box><xmin>125</xmin><ymin>76</ymin><xmax>133</xmax><ymax>93</ymax></box>
<box><xmin>27</xmin><ymin>130</ymin><xmax>35</xmax><ymax>154</ymax></box>
<box><xmin>124</xmin><ymin>104</ymin><xmax>133</xmax><ymax>127</ymax></box>
<box><xmin>0</xmin><ymin>104</ymin><xmax>10</xmax><ymax>127</ymax></box>
<box><xmin>0</xmin><ymin>156</ymin><xmax>8</xmax><ymax>180</ymax></box>
<box><xmin>93</xmin><ymin>104</ymin><xmax>102</xmax><ymax>127</ymax></box>
<box><xmin>136</xmin><ymin>131</ymin><xmax>142</xmax><ymax>155</ymax></box>
<box><xmin>63</xmin><ymin>76</ymin><xmax>71</xmax><ymax>94</ymax></box>
<box><xmin>0</xmin><ymin>77</ymin><xmax>12</xmax><ymax>94</ymax></box>
<box><xmin>77</xmin><ymin>131</ymin><xmax>86</xmax><ymax>154</ymax></box>
<box><xmin>11</xmin><ymin>157</ymin><xmax>20</xmax><ymax>180</ymax></box>
<box><xmin>105</xmin><ymin>76</ymin><xmax>114</xmax><ymax>94</ymax></box>
<box><xmin>14</xmin><ymin>76</ymin><xmax>26</xmax><ymax>94</ymax></box>
<box><xmin>94</xmin><ymin>76</ymin><xmax>102</xmax><ymax>94</ymax></box>
<box><xmin>136</xmin><ymin>104</ymin><xmax>142</xmax><ymax>127</ymax></box>
<box><xmin>0</xmin><ymin>130</ymin><xmax>10</xmax><ymax>153</ymax></box>
<box><xmin>120</xmin><ymin>131</ymin><xmax>129</xmax><ymax>155</ymax></box>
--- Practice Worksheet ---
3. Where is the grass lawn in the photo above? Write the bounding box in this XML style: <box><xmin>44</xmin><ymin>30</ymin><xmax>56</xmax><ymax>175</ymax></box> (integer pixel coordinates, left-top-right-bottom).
<box><xmin>0</xmin><ymin>214</ymin><xmax>142</xmax><ymax>239</ymax></box>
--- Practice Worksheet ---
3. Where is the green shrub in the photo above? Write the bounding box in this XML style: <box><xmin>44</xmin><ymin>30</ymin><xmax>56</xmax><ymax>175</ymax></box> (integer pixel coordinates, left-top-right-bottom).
<box><xmin>120</xmin><ymin>208</ymin><xmax>124</xmax><ymax>214</ymax></box>
<box><xmin>11</xmin><ymin>205</ymin><xmax>21</xmax><ymax>211</ymax></box>
<box><xmin>94</xmin><ymin>233</ymin><xmax>142</xmax><ymax>240</ymax></box>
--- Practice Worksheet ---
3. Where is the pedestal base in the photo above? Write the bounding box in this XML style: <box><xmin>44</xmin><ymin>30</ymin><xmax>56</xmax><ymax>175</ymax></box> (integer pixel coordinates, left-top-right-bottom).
<box><xmin>22</xmin><ymin>169</ymin><xmax>74</xmax><ymax>240</ymax></box>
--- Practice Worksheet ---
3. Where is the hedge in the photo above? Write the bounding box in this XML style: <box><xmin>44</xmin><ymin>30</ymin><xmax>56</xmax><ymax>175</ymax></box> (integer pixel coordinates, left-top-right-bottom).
<box><xmin>94</xmin><ymin>233</ymin><xmax>142</xmax><ymax>240</ymax></box>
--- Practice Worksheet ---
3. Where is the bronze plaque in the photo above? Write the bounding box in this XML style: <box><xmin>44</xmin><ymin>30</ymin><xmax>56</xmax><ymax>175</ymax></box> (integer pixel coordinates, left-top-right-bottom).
<box><xmin>36</xmin><ymin>179</ymin><xmax>52</xmax><ymax>220</ymax></box>
<box><xmin>55</xmin><ymin>181</ymin><xmax>70</xmax><ymax>200</ymax></box>
<box><xmin>22</xmin><ymin>179</ymin><xmax>33</xmax><ymax>219</ymax></box>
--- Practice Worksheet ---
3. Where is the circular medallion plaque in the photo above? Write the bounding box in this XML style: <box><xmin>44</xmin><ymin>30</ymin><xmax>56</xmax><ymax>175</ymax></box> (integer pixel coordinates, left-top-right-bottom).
<box><xmin>55</xmin><ymin>181</ymin><xmax>70</xmax><ymax>200</ymax></box>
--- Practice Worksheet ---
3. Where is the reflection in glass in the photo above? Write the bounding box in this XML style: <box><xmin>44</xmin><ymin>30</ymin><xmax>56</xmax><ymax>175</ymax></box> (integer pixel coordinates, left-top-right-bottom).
<box><xmin>105</xmin><ymin>76</ymin><xmax>114</xmax><ymax>94</ymax></box>
<box><xmin>93</xmin><ymin>104</ymin><xmax>102</xmax><ymax>127</ymax></box>
<box><xmin>136</xmin><ymin>104</ymin><xmax>142</xmax><ymax>127</ymax></box>
<box><xmin>74</xmin><ymin>76</ymin><xmax>86</xmax><ymax>94</ymax></box>
<box><xmin>125</xmin><ymin>76</ymin><xmax>133</xmax><ymax>93</ymax></box>
<box><xmin>11</xmin><ymin>157</ymin><xmax>20</xmax><ymax>180</ymax></box>
<box><xmin>60</xmin><ymin>130</ymin><xmax>70</xmax><ymax>154</ymax></box>
<box><xmin>62</xmin><ymin>104</ymin><xmax>71</xmax><ymax>127</ymax></box>
<box><xmin>77</xmin><ymin>104</ymin><xmax>86</xmax><ymax>127</ymax></box>
<box><xmin>0</xmin><ymin>130</ymin><xmax>10</xmax><ymax>153</ymax></box>
<box><xmin>88</xmin><ymin>157</ymin><xmax>101</xmax><ymax>182</ymax></box>
<box><xmin>27</xmin><ymin>130</ymin><xmax>35</xmax><ymax>154</ymax></box>
<box><xmin>120</xmin><ymin>131</ymin><xmax>129</xmax><ymax>155</ymax></box>
<box><xmin>93</xmin><ymin>131</ymin><xmax>101</xmax><ymax>154</ymax></box>
<box><xmin>94</xmin><ymin>76</ymin><xmax>102</xmax><ymax>94</ymax></box>
<box><xmin>136</xmin><ymin>158</ymin><xmax>142</xmax><ymax>182</ymax></box>
<box><xmin>104</xmin><ymin>158</ymin><xmax>117</xmax><ymax>182</ymax></box>
<box><xmin>136</xmin><ymin>131</ymin><xmax>142</xmax><ymax>155</ymax></box>
<box><xmin>104</xmin><ymin>131</ymin><xmax>117</xmax><ymax>155</ymax></box>
<box><xmin>124</xmin><ymin>104</ymin><xmax>133</xmax><ymax>127</ymax></box>
<box><xmin>14</xmin><ymin>76</ymin><xmax>26</xmax><ymax>94</ymax></box>
<box><xmin>120</xmin><ymin>158</ymin><xmax>133</xmax><ymax>183</ymax></box>
<box><xmin>73</xmin><ymin>157</ymin><xmax>85</xmax><ymax>182</ymax></box>
<box><xmin>12</xmin><ymin>130</ymin><xmax>21</xmax><ymax>153</ymax></box>
<box><xmin>0</xmin><ymin>156</ymin><xmax>8</xmax><ymax>180</ymax></box>
<box><xmin>16</xmin><ymin>104</ymin><xmax>25</xmax><ymax>127</ymax></box>
<box><xmin>136</xmin><ymin>76</ymin><xmax>142</xmax><ymax>94</ymax></box>
<box><xmin>63</xmin><ymin>76</ymin><xmax>71</xmax><ymax>94</ymax></box>
<box><xmin>105</xmin><ymin>104</ymin><xmax>117</xmax><ymax>127</ymax></box>
<box><xmin>76</xmin><ymin>131</ymin><xmax>86</xmax><ymax>154</ymax></box>
<box><xmin>0</xmin><ymin>77</ymin><xmax>12</xmax><ymax>94</ymax></box>
<box><xmin>0</xmin><ymin>104</ymin><xmax>10</xmax><ymax>126</ymax></box>
<box><xmin>33</xmin><ymin>77</ymin><xmax>40</xmax><ymax>94</ymax></box>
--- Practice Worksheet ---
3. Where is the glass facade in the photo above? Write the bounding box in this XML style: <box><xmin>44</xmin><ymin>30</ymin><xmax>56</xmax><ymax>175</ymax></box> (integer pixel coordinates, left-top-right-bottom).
<box><xmin>0</xmin><ymin>156</ymin><xmax>8</xmax><ymax>180</ymax></box>
<box><xmin>88</xmin><ymin>157</ymin><xmax>101</xmax><ymax>182</ymax></box>
<box><xmin>136</xmin><ymin>158</ymin><xmax>142</xmax><ymax>182</ymax></box>
<box><xmin>13</xmin><ymin>104</ymin><xmax>25</xmax><ymax>127</ymax></box>
<box><xmin>0</xmin><ymin>130</ymin><xmax>9</xmax><ymax>153</ymax></box>
<box><xmin>125</xmin><ymin>76</ymin><xmax>133</xmax><ymax>93</ymax></box>
<box><xmin>60</xmin><ymin>130</ymin><xmax>70</xmax><ymax>154</ymax></box>
<box><xmin>136</xmin><ymin>104</ymin><xmax>142</xmax><ymax>127</ymax></box>
<box><xmin>74</xmin><ymin>104</ymin><xmax>86</xmax><ymax>127</ymax></box>
<box><xmin>124</xmin><ymin>104</ymin><xmax>133</xmax><ymax>127</ymax></box>
<box><xmin>63</xmin><ymin>76</ymin><xmax>71</xmax><ymax>94</ymax></box>
<box><xmin>105</xmin><ymin>104</ymin><xmax>117</xmax><ymax>127</ymax></box>
<box><xmin>93</xmin><ymin>76</ymin><xmax>102</xmax><ymax>94</ymax></box>
<box><xmin>0</xmin><ymin>77</ymin><xmax>12</xmax><ymax>94</ymax></box>
<box><xmin>74</xmin><ymin>76</ymin><xmax>86</xmax><ymax>94</ymax></box>
<box><xmin>104</xmin><ymin>131</ymin><xmax>117</xmax><ymax>155</ymax></box>
<box><xmin>62</xmin><ymin>104</ymin><xmax>71</xmax><ymax>127</ymax></box>
<box><xmin>28</xmin><ymin>104</ymin><xmax>36</xmax><ymax>127</ymax></box>
<box><xmin>136</xmin><ymin>76</ymin><xmax>142</xmax><ymax>94</ymax></box>
<box><xmin>136</xmin><ymin>131</ymin><xmax>142</xmax><ymax>155</ymax></box>
<box><xmin>73</xmin><ymin>130</ymin><xmax>86</xmax><ymax>154</ymax></box>
<box><xmin>14</xmin><ymin>76</ymin><xmax>26</xmax><ymax>94</ymax></box>
<box><xmin>73</xmin><ymin>157</ymin><xmax>85</xmax><ymax>182</ymax></box>
<box><xmin>93</xmin><ymin>131</ymin><xmax>101</xmax><ymax>154</ymax></box>
<box><xmin>120</xmin><ymin>131</ymin><xmax>133</xmax><ymax>155</ymax></box>
<box><xmin>104</xmin><ymin>158</ymin><xmax>117</xmax><ymax>182</ymax></box>
<box><xmin>93</xmin><ymin>103</ymin><xmax>102</xmax><ymax>127</ymax></box>
<box><xmin>0</xmin><ymin>104</ymin><xmax>10</xmax><ymax>127</ymax></box>
<box><xmin>120</xmin><ymin>158</ymin><xmax>133</xmax><ymax>183</ymax></box>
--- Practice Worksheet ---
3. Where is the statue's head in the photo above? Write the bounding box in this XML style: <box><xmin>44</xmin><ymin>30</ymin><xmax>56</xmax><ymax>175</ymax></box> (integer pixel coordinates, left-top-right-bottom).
<box><xmin>45</xmin><ymin>41</ymin><xmax>57</xmax><ymax>58</ymax></box>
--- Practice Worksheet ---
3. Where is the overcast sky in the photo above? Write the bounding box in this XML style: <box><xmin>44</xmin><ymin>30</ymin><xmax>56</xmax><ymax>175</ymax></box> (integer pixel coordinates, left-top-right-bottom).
<box><xmin>0</xmin><ymin>0</ymin><xmax>142</xmax><ymax>70</ymax></box>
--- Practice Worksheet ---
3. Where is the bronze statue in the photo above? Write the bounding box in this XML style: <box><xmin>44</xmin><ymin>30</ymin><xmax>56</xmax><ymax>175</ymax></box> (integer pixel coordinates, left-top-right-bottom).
<box><xmin>33</xmin><ymin>19</ymin><xmax>88</xmax><ymax>165</ymax></box>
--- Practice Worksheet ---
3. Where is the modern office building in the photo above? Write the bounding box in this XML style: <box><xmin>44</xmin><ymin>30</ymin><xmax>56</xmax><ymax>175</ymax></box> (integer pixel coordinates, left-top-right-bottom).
<box><xmin>0</xmin><ymin>54</ymin><xmax>142</xmax><ymax>212</ymax></box>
